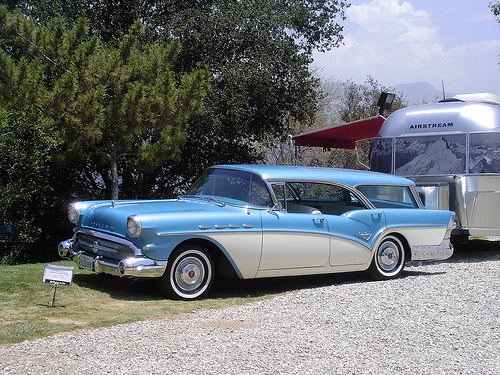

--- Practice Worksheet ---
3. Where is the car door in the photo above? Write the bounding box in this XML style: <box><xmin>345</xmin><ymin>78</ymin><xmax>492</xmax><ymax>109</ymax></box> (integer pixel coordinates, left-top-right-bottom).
<box><xmin>258</xmin><ymin>183</ymin><xmax>330</xmax><ymax>271</ymax></box>
<box><xmin>314</xmin><ymin>184</ymin><xmax>388</xmax><ymax>267</ymax></box>
<box><xmin>325</xmin><ymin>209</ymin><xmax>386</xmax><ymax>266</ymax></box>
<box><xmin>259</xmin><ymin>209</ymin><xmax>330</xmax><ymax>270</ymax></box>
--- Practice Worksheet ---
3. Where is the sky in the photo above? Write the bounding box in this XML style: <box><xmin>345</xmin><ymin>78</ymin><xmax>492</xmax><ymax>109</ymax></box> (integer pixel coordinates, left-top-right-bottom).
<box><xmin>312</xmin><ymin>0</ymin><xmax>500</xmax><ymax>95</ymax></box>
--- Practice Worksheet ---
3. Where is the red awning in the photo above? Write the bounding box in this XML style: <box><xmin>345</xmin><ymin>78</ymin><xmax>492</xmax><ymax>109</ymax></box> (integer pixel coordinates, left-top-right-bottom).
<box><xmin>293</xmin><ymin>116</ymin><xmax>386</xmax><ymax>150</ymax></box>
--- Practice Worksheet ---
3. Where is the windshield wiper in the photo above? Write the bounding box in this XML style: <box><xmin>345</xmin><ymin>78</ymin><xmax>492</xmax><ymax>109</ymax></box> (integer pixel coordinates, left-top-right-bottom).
<box><xmin>179</xmin><ymin>195</ymin><xmax>227</xmax><ymax>207</ymax></box>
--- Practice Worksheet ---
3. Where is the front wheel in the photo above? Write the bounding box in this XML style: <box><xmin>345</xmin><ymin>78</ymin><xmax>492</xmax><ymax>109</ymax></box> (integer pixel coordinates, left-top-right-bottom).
<box><xmin>368</xmin><ymin>235</ymin><xmax>405</xmax><ymax>280</ymax></box>
<box><xmin>158</xmin><ymin>244</ymin><xmax>214</xmax><ymax>300</ymax></box>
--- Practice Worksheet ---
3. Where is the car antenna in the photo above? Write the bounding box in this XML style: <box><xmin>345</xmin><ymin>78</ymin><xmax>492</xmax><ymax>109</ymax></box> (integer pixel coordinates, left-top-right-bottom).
<box><xmin>441</xmin><ymin>80</ymin><xmax>446</xmax><ymax>101</ymax></box>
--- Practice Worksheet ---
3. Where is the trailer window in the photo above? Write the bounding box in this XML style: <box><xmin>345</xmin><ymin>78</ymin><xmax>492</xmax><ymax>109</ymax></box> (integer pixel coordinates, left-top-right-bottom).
<box><xmin>394</xmin><ymin>134</ymin><xmax>466</xmax><ymax>176</ymax></box>
<box><xmin>469</xmin><ymin>133</ymin><xmax>500</xmax><ymax>173</ymax></box>
<box><xmin>371</xmin><ymin>138</ymin><xmax>392</xmax><ymax>173</ymax></box>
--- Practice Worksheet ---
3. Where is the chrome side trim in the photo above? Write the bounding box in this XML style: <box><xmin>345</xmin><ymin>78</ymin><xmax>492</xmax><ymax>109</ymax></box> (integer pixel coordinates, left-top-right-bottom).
<box><xmin>158</xmin><ymin>225</ymin><xmax>259</xmax><ymax>236</ymax></box>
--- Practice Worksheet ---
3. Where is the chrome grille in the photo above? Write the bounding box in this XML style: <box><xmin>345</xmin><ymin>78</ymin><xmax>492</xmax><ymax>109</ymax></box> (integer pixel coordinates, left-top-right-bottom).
<box><xmin>77</xmin><ymin>233</ymin><xmax>134</xmax><ymax>259</ymax></box>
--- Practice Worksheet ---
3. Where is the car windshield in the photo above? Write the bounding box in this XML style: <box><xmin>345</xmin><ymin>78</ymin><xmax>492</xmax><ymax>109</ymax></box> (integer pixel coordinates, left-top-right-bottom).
<box><xmin>185</xmin><ymin>168</ymin><xmax>273</xmax><ymax>207</ymax></box>
<box><xmin>356</xmin><ymin>185</ymin><xmax>419</xmax><ymax>209</ymax></box>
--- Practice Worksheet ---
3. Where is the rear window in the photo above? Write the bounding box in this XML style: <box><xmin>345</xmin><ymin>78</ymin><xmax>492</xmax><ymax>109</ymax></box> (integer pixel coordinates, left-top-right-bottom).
<box><xmin>356</xmin><ymin>185</ymin><xmax>419</xmax><ymax>209</ymax></box>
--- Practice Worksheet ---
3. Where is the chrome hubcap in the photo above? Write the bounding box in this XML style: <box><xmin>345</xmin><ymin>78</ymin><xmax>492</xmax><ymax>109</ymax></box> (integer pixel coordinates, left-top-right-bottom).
<box><xmin>175</xmin><ymin>256</ymin><xmax>205</xmax><ymax>292</ymax></box>
<box><xmin>378</xmin><ymin>241</ymin><xmax>400</xmax><ymax>272</ymax></box>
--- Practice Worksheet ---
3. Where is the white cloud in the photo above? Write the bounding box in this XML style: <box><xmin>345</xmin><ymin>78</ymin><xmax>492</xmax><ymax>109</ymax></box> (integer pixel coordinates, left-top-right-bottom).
<box><xmin>438</xmin><ymin>40</ymin><xmax>500</xmax><ymax>93</ymax></box>
<box><xmin>312</xmin><ymin>0</ymin><xmax>500</xmax><ymax>95</ymax></box>
<box><xmin>347</xmin><ymin>0</ymin><xmax>437</xmax><ymax>42</ymax></box>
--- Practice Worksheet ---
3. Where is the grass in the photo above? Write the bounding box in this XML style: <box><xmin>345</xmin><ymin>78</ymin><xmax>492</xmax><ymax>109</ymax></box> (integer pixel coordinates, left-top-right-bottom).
<box><xmin>0</xmin><ymin>259</ymin><xmax>355</xmax><ymax>346</ymax></box>
<box><xmin>0</xmin><ymin>260</ymin><xmax>288</xmax><ymax>345</ymax></box>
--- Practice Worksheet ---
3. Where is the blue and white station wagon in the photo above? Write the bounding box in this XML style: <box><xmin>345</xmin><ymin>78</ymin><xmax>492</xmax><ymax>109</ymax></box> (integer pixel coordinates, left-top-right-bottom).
<box><xmin>59</xmin><ymin>165</ymin><xmax>455</xmax><ymax>300</ymax></box>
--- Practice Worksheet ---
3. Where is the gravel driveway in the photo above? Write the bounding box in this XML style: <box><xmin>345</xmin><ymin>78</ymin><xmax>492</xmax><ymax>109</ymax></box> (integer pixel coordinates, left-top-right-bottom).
<box><xmin>1</xmin><ymin>243</ymin><xmax>499</xmax><ymax>375</ymax></box>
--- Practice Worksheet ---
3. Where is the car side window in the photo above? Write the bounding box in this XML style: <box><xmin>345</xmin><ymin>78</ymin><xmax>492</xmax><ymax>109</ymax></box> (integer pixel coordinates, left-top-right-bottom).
<box><xmin>249</xmin><ymin>173</ymin><xmax>273</xmax><ymax>207</ymax></box>
<box><xmin>270</xmin><ymin>183</ymin><xmax>297</xmax><ymax>211</ymax></box>
<box><xmin>271</xmin><ymin>183</ymin><xmax>286</xmax><ymax>210</ymax></box>
<box><xmin>287</xmin><ymin>182</ymin><xmax>344</xmax><ymax>200</ymax></box>
<box><xmin>265</xmin><ymin>182</ymin><xmax>366</xmax><ymax>215</ymax></box>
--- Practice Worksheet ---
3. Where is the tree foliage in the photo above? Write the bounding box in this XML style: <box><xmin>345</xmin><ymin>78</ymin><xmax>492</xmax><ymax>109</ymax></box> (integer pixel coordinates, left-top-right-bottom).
<box><xmin>0</xmin><ymin>106</ymin><xmax>57</xmax><ymax>238</ymax></box>
<box><xmin>491</xmin><ymin>1</ymin><xmax>500</xmax><ymax>21</ymax></box>
<box><xmin>0</xmin><ymin>8</ymin><xmax>211</xmax><ymax>199</ymax></box>
<box><xmin>491</xmin><ymin>1</ymin><xmax>500</xmax><ymax>65</ymax></box>
<box><xmin>6</xmin><ymin>0</ymin><xmax>348</xmax><ymax>196</ymax></box>
<box><xmin>155</xmin><ymin>1</ymin><xmax>348</xmax><ymax>192</ymax></box>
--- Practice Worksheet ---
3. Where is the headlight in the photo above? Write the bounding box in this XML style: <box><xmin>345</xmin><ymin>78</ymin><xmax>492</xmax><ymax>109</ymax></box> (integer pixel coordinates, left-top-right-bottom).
<box><xmin>127</xmin><ymin>215</ymin><xmax>142</xmax><ymax>238</ymax></box>
<box><xmin>68</xmin><ymin>203</ymin><xmax>81</xmax><ymax>224</ymax></box>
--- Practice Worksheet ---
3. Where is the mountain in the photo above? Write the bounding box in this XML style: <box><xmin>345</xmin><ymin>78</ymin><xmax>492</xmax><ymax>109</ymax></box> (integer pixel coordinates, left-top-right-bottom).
<box><xmin>396</xmin><ymin>137</ymin><xmax>465</xmax><ymax>176</ymax></box>
<box><xmin>389</xmin><ymin>82</ymin><xmax>456</xmax><ymax>105</ymax></box>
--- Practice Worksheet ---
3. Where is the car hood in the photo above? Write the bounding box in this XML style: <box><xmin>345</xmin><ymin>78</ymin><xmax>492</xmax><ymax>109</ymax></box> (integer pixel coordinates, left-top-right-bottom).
<box><xmin>78</xmin><ymin>197</ymin><xmax>234</xmax><ymax>237</ymax></box>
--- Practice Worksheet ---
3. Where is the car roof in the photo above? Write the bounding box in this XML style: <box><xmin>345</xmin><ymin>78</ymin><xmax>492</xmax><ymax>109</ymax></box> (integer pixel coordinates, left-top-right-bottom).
<box><xmin>214</xmin><ymin>165</ymin><xmax>414</xmax><ymax>187</ymax></box>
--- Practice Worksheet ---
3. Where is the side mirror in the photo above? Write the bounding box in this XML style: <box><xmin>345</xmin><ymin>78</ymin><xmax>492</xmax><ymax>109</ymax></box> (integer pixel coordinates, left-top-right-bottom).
<box><xmin>267</xmin><ymin>202</ymin><xmax>282</xmax><ymax>213</ymax></box>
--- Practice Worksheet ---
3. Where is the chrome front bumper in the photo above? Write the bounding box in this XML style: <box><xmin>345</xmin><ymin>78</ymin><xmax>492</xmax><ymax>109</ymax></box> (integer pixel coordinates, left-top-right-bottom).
<box><xmin>58</xmin><ymin>239</ymin><xmax>167</xmax><ymax>279</ymax></box>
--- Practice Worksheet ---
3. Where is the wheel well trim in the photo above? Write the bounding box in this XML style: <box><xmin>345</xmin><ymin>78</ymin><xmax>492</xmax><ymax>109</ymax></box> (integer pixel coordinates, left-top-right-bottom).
<box><xmin>171</xmin><ymin>237</ymin><xmax>244</xmax><ymax>279</ymax></box>
<box><xmin>371</xmin><ymin>230</ymin><xmax>411</xmax><ymax>263</ymax></box>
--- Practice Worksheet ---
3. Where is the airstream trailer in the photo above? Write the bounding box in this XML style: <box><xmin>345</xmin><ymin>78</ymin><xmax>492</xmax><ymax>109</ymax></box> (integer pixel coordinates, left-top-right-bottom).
<box><xmin>294</xmin><ymin>93</ymin><xmax>500</xmax><ymax>243</ymax></box>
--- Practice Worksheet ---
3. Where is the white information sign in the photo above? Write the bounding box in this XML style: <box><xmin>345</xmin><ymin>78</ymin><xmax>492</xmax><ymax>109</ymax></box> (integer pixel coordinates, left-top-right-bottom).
<box><xmin>42</xmin><ymin>264</ymin><xmax>74</xmax><ymax>286</ymax></box>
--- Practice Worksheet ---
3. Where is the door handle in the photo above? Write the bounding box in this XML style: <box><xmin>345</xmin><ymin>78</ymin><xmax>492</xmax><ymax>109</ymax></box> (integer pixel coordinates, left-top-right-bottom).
<box><xmin>313</xmin><ymin>218</ymin><xmax>325</xmax><ymax>223</ymax></box>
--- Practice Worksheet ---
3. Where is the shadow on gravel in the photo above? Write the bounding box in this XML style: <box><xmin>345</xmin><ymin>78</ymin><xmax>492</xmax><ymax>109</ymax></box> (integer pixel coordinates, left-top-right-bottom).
<box><xmin>211</xmin><ymin>271</ymin><xmax>368</xmax><ymax>299</ymax></box>
<box><xmin>71</xmin><ymin>268</ymin><xmax>371</xmax><ymax>301</ymax></box>
<box><xmin>400</xmin><ymin>269</ymin><xmax>447</xmax><ymax>278</ymax></box>
<box><xmin>447</xmin><ymin>239</ymin><xmax>500</xmax><ymax>263</ymax></box>
<box><xmin>70</xmin><ymin>239</ymin><xmax>499</xmax><ymax>302</ymax></box>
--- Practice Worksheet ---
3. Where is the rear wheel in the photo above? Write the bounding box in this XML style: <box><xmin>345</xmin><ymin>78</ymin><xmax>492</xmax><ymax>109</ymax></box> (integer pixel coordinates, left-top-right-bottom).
<box><xmin>368</xmin><ymin>235</ymin><xmax>405</xmax><ymax>280</ymax></box>
<box><xmin>158</xmin><ymin>244</ymin><xmax>214</xmax><ymax>300</ymax></box>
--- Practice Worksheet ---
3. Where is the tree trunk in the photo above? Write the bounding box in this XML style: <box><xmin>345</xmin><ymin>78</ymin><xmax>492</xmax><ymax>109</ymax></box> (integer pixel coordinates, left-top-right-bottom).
<box><xmin>107</xmin><ymin>142</ymin><xmax>120</xmax><ymax>200</ymax></box>
<box><xmin>110</xmin><ymin>156</ymin><xmax>119</xmax><ymax>200</ymax></box>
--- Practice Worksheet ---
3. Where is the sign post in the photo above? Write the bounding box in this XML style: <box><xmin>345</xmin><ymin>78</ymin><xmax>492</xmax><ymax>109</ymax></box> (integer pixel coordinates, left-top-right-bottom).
<box><xmin>42</xmin><ymin>264</ymin><xmax>74</xmax><ymax>307</ymax></box>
